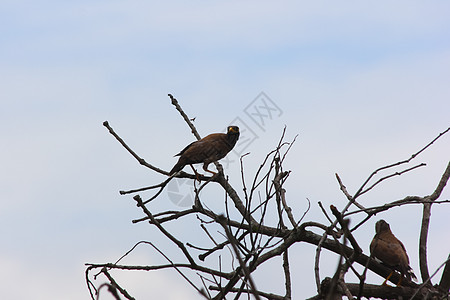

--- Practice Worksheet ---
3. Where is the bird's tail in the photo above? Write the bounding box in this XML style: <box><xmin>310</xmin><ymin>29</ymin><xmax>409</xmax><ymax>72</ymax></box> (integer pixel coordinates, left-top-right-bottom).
<box><xmin>407</xmin><ymin>267</ymin><xmax>417</xmax><ymax>282</ymax></box>
<box><xmin>169</xmin><ymin>161</ymin><xmax>184</xmax><ymax>175</ymax></box>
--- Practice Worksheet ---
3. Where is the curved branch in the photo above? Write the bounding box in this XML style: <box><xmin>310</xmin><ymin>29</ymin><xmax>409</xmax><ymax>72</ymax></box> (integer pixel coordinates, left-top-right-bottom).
<box><xmin>419</xmin><ymin>161</ymin><xmax>450</xmax><ymax>283</ymax></box>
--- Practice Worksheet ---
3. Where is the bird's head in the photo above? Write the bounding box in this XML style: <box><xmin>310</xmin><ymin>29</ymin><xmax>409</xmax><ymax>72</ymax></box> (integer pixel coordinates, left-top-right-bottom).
<box><xmin>227</xmin><ymin>126</ymin><xmax>239</xmax><ymax>134</ymax></box>
<box><xmin>226</xmin><ymin>126</ymin><xmax>240</xmax><ymax>146</ymax></box>
<box><xmin>375</xmin><ymin>219</ymin><xmax>391</xmax><ymax>234</ymax></box>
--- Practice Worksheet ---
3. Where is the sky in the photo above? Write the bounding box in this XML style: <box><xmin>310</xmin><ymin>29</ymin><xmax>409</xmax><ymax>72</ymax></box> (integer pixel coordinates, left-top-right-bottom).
<box><xmin>1</xmin><ymin>1</ymin><xmax>450</xmax><ymax>299</ymax></box>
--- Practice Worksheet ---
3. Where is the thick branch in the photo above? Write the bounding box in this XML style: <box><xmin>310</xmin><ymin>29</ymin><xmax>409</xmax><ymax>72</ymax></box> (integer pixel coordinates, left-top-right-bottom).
<box><xmin>216</xmin><ymin>174</ymin><xmax>257</xmax><ymax>224</ymax></box>
<box><xmin>209</xmin><ymin>286</ymin><xmax>284</xmax><ymax>300</ymax></box>
<box><xmin>419</xmin><ymin>161</ymin><xmax>450</xmax><ymax>283</ymax></box>
<box><xmin>439</xmin><ymin>255</ymin><xmax>450</xmax><ymax>292</ymax></box>
<box><xmin>318</xmin><ymin>277</ymin><xmax>440</xmax><ymax>299</ymax></box>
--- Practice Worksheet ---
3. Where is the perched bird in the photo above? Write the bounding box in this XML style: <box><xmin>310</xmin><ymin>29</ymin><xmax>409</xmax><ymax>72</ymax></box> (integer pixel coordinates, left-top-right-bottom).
<box><xmin>370</xmin><ymin>219</ymin><xmax>417</xmax><ymax>285</ymax></box>
<box><xmin>169</xmin><ymin>126</ymin><xmax>240</xmax><ymax>176</ymax></box>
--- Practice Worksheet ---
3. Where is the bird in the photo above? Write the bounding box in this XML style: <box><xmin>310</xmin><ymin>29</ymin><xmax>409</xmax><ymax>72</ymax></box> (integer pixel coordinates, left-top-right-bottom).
<box><xmin>169</xmin><ymin>126</ymin><xmax>240</xmax><ymax>176</ymax></box>
<box><xmin>370</xmin><ymin>219</ymin><xmax>417</xmax><ymax>285</ymax></box>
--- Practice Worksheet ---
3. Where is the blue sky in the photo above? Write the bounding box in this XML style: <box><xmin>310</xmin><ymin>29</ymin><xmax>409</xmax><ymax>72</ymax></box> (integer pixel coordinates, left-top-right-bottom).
<box><xmin>1</xmin><ymin>1</ymin><xmax>450</xmax><ymax>299</ymax></box>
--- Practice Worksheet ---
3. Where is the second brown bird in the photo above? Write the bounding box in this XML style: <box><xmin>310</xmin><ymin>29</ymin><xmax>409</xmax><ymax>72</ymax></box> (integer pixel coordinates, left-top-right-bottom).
<box><xmin>370</xmin><ymin>219</ymin><xmax>417</xmax><ymax>285</ymax></box>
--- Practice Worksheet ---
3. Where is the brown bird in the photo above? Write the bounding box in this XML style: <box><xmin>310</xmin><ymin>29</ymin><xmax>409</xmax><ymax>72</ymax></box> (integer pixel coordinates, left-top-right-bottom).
<box><xmin>169</xmin><ymin>126</ymin><xmax>240</xmax><ymax>176</ymax></box>
<box><xmin>370</xmin><ymin>219</ymin><xmax>417</xmax><ymax>285</ymax></box>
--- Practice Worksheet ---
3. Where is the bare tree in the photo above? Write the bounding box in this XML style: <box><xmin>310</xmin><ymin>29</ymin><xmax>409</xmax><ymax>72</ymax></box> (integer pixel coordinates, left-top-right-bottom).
<box><xmin>86</xmin><ymin>95</ymin><xmax>450</xmax><ymax>299</ymax></box>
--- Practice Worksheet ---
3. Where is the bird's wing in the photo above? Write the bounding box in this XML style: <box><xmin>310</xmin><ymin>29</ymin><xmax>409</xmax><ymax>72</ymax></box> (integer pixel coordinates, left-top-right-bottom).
<box><xmin>175</xmin><ymin>141</ymin><xmax>196</xmax><ymax>157</ymax></box>
<box><xmin>396</xmin><ymin>238</ymin><xmax>408</xmax><ymax>257</ymax></box>
<box><xmin>189</xmin><ymin>133</ymin><xmax>228</xmax><ymax>162</ymax></box>
<box><xmin>373</xmin><ymin>235</ymin><xmax>404</xmax><ymax>267</ymax></box>
<box><xmin>179</xmin><ymin>140</ymin><xmax>212</xmax><ymax>163</ymax></box>
<box><xmin>174</xmin><ymin>133</ymin><xmax>229</xmax><ymax>164</ymax></box>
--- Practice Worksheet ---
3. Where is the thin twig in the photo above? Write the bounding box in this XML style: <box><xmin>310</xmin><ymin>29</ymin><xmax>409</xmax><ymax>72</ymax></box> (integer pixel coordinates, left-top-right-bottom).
<box><xmin>353</xmin><ymin>126</ymin><xmax>450</xmax><ymax>199</ymax></box>
<box><xmin>274</xmin><ymin>169</ymin><xmax>296</xmax><ymax>228</ymax></box>
<box><xmin>133</xmin><ymin>195</ymin><xmax>197</xmax><ymax>266</ymax></box>
<box><xmin>217</xmin><ymin>214</ymin><xmax>261</xmax><ymax>300</ymax></box>
<box><xmin>335</xmin><ymin>173</ymin><xmax>366</xmax><ymax>211</ymax></box>
<box><xmin>86</xmin><ymin>262</ymin><xmax>232</xmax><ymax>280</ymax></box>
<box><xmin>296</xmin><ymin>197</ymin><xmax>311</xmax><ymax>226</ymax></box>
<box><xmin>318</xmin><ymin>201</ymin><xmax>334</xmax><ymax>226</ymax></box>
<box><xmin>101</xmin><ymin>268</ymin><xmax>135</xmax><ymax>300</ymax></box>
<box><xmin>96</xmin><ymin>283</ymin><xmax>121</xmax><ymax>300</ymax></box>
<box><xmin>168</xmin><ymin>94</ymin><xmax>201</xmax><ymax>140</ymax></box>
<box><xmin>357</xmin><ymin>163</ymin><xmax>426</xmax><ymax>198</ymax></box>
<box><xmin>410</xmin><ymin>256</ymin><xmax>450</xmax><ymax>300</ymax></box>
<box><xmin>103</xmin><ymin>121</ymin><xmax>168</xmax><ymax>174</ymax></box>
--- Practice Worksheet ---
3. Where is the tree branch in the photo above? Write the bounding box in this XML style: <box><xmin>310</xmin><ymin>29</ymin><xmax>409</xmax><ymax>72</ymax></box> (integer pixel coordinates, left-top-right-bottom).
<box><xmin>103</xmin><ymin>121</ymin><xmax>168</xmax><ymax>175</ymax></box>
<box><xmin>133</xmin><ymin>195</ymin><xmax>197</xmax><ymax>266</ymax></box>
<box><xmin>438</xmin><ymin>254</ymin><xmax>450</xmax><ymax>293</ymax></box>
<box><xmin>419</xmin><ymin>161</ymin><xmax>450</xmax><ymax>283</ymax></box>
